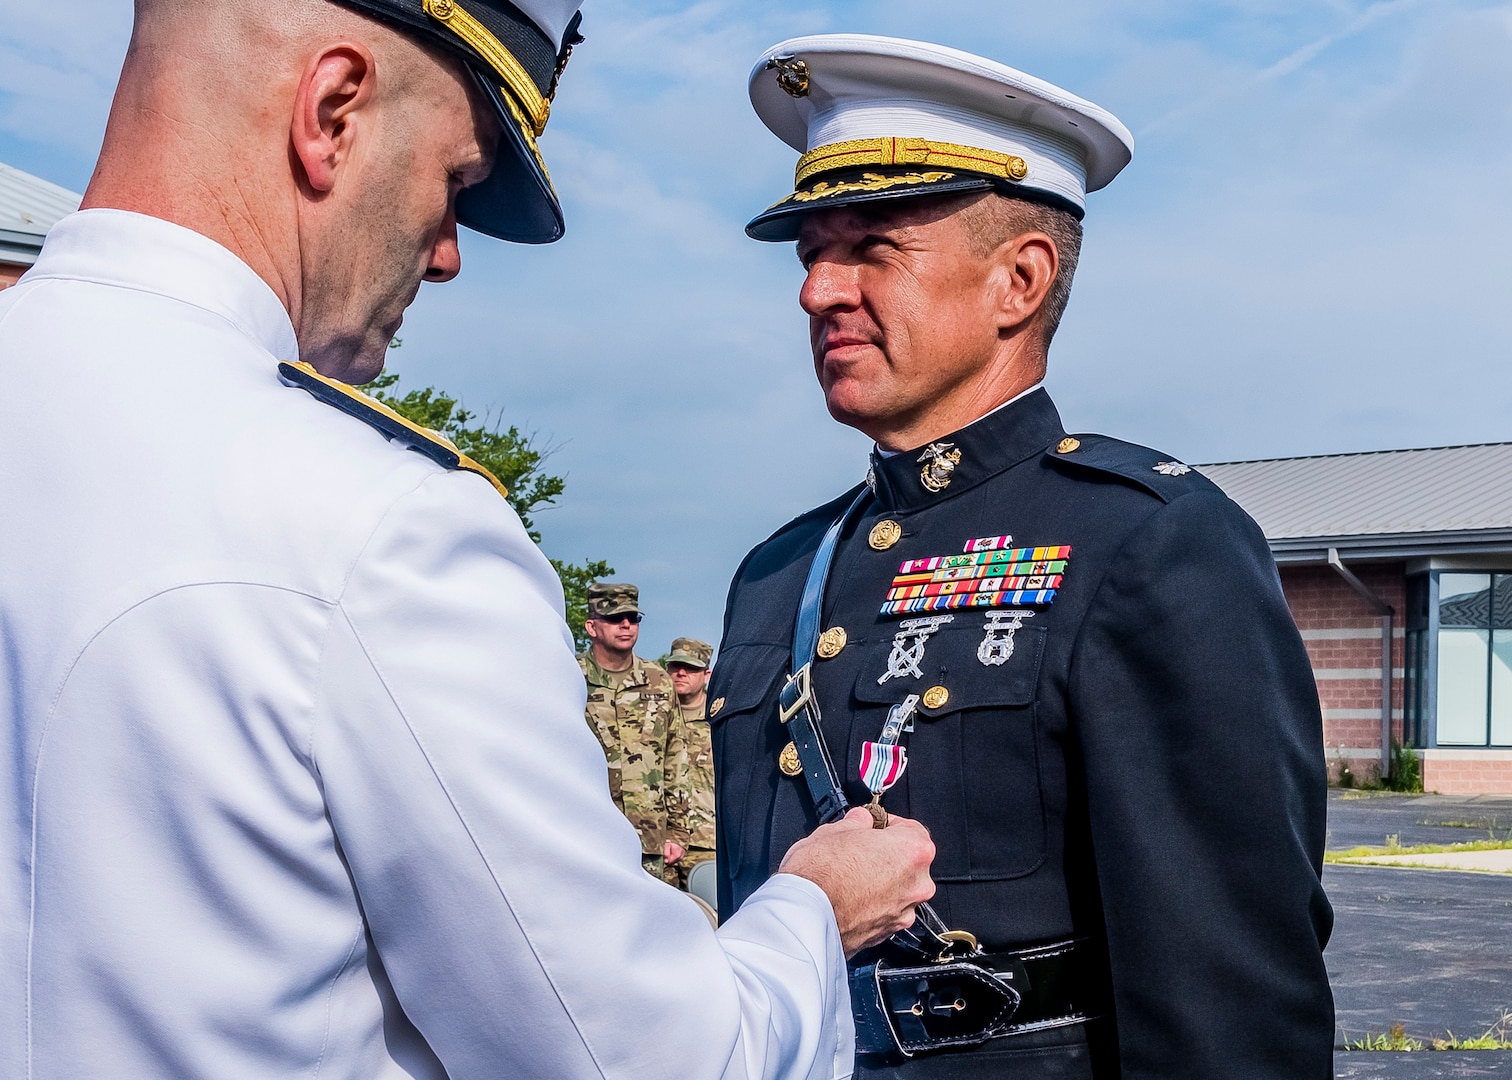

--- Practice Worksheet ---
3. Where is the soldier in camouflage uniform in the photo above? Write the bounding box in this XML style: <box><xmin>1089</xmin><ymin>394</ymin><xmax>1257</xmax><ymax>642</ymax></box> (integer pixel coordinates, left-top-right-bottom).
<box><xmin>577</xmin><ymin>583</ymin><xmax>689</xmax><ymax>881</ymax></box>
<box><xmin>665</xmin><ymin>638</ymin><xmax>716</xmax><ymax>890</ymax></box>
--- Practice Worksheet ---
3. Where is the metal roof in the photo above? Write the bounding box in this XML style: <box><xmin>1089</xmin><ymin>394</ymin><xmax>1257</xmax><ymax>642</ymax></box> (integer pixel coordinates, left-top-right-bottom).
<box><xmin>1196</xmin><ymin>443</ymin><xmax>1512</xmax><ymax>562</ymax></box>
<box><xmin>0</xmin><ymin>161</ymin><xmax>82</xmax><ymax>266</ymax></box>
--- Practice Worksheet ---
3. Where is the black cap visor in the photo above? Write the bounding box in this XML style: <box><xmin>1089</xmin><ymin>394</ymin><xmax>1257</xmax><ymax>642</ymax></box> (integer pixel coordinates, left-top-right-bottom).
<box><xmin>456</xmin><ymin>70</ymin><xmax>564</xmax><ymax>243</ymax></box>
<box><xmin>745</xmin><ymin>166</ymin><xmax>1083</xmax><ymax>243</ymax></box>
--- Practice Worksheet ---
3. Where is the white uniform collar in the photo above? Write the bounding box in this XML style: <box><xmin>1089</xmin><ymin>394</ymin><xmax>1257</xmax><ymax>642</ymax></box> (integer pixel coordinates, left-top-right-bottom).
<box><xmin>25</xmin><ymin>208</ymin><xmax>299</xmax><ymax>362</ymax></box>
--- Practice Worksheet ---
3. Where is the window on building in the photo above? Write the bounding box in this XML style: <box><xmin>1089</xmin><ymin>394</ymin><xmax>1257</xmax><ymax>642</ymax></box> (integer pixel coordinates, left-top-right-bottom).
<box><xmin>1403</xmin><ymin>574</ymin><xmax>1429</xmax><ymax>748</ymax></box>
<box><xmin>1421</xmin><ymin>571</ymin><xmax>1512</xmax><ymax>748</ymax></box>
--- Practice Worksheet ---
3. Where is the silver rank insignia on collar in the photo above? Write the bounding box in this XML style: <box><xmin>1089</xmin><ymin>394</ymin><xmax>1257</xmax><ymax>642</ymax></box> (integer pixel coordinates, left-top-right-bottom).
<box><xmin>879</xmin><ymin>614</ymin><xmax>954</xmax><ymax>684</ymax></box>
<box><xmin>1153</xmin><ymin>461</ymin><xmax>1191</xmax><ymax>476</ymax></box>
<box><xmin>978</xmin><ymin>609</ymin><xmax>1034</xmax><ymax>666</ymax></box>
<box><xmin>866</xmin><ymin>461</ymin><xmax>878</xmax><ymax>495</ymax></box>
<box><xmin>917</xmin><ymin>442</ymin><xmax>962</xmax><ymax>493</ymax></box>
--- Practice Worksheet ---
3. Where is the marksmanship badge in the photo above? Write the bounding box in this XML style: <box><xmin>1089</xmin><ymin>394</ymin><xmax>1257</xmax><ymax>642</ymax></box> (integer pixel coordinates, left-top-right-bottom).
<box><xmin>878</xmin><ymin>614</ymin><xmax>954</xmax><ymax>684</ymax></box>
<box><xmin>917</xmin><ymin>442</ymin><xmax>962</xmax><ymax>493</ymax></box>
<box><xmin>978</xmin><ymin>609</ymin><xmax>1034</xmax><ymax>666</ymax></box>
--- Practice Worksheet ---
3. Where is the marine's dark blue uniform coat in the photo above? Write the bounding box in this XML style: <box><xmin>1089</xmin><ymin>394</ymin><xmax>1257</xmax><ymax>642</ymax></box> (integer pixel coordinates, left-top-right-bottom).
<box><xmin>711</xmin><ymin>390</ymin><xmax>1334</xmax><ymax>1079</ymax></box>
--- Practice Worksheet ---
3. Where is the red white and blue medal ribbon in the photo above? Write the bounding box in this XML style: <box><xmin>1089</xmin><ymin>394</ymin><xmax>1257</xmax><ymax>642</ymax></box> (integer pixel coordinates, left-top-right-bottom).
<box><xmin>861</xmin><ymin>694</ymin><xmax>917</xmax><ymax>827</ymax></box>
<box><xmin>860</xmin><ymin>741</ymin><xmax>908</xmax><ymax>793</ymax></box>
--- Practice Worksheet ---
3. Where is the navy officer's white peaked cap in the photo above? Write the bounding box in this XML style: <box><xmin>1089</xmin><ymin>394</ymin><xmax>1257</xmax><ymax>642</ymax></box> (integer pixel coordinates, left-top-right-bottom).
<box><xmin>332</xmin><ymin>0</ymin><xmax>585</xmax><ymax>244</ymax></box>
<box><xmin>746</xmin><ymin>34</ymin><xmax>1134</xmax><ymax>242</ymax></box>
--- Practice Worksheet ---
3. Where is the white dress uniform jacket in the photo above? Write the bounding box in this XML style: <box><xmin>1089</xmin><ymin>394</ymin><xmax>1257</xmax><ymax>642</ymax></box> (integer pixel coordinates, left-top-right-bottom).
<box><xmin>0</xmin><ymin>210</ymin><xmax>852</xmax><ymax>1080</ymax></box>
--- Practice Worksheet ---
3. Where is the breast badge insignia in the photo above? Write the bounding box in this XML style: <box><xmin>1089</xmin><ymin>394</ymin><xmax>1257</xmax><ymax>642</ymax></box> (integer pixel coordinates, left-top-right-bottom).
<box><xmin>878</xmin><ymin>615</ymin><xmax>954</xmax><ymax>684</ymax></box>
<box><xmin>977</xmin><ymin>609</ymin><xmax>1034</xmax><ymax>666</ymax></box>
<box><xmin>917</xmin><ymin>442</ymin><xmax>962</xmax><ymax>492</ymax></box>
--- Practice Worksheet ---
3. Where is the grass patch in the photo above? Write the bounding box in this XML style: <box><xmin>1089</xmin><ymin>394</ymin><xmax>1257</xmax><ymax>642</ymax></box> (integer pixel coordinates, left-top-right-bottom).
<box><xmin>1344</xmin><ymin>1014</ymin><xmax>1512</xmax><ymax>1052</ymax></box>
<box><xmin>1325</xmin><ymin>834</ymin><xmax>1512</xmax><ymax>862</ymax></box>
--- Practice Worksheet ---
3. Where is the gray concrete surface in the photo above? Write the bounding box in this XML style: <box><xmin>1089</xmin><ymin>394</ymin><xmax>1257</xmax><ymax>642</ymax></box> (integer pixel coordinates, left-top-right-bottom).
<box><xmin>1334</xmin><ymin>1054</ymin><xmax>1512</xmax><ymax>1077</ymax></box>
<box><xmin>1327</xmin><ymin>791</ymin><xmax>1512</xmax><ymax>851</ymax></box>
<box><xmin>1326</xmin><ymin>792</ymin><xmax>1512</xmax><ymax>1076</ymax></box>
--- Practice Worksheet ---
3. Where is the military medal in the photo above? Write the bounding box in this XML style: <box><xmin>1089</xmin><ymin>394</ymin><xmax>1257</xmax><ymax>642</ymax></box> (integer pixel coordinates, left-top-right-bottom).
<box><xmin>859</xmin><ymin>696</ymin><xmax>917</xmax><ymax>828</ymax></box>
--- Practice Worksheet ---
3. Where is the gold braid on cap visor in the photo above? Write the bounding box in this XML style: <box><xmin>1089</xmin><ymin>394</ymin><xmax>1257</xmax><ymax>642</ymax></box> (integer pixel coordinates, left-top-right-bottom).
<box><xmin>795</xmin><ymin>137</ymin><xmax>1029</xmax><ymax>186</ymax></box>
<box><xmin>422</xmin><ymin>0</ymin><xmax>551</xmax><ymax>137</ymax></box>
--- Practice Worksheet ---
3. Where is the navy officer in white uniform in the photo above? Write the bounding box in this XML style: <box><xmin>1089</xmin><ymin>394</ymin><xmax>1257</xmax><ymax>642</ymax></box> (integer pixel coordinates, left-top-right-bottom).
<box><xmin>711</xmin><ymin>35</ymin><xmax>1334</xmax><ymax>1079</ymax></box>
<box><xmin>0</xmin><ymin>3</ymin><xmax>936</xmax><ymax>1077</ymax></box>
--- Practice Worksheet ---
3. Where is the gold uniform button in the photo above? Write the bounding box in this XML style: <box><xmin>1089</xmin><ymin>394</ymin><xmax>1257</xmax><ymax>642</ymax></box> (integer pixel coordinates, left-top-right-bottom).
<box><xmin>816</xmin><ymin>626</ymin><xmax>848</xmax><ymax>659</ymax></box>
<box><xmin>779</xmin><ymin>742</ymin><xmax>802</xmax><ymax>776</ymax></box>
<box><xmin>869</xmin><ymin>519</ymin><xmax>903</xmax><ymax>550</ymax></box>
<box><xmin>709</xmin><ymin>697</ymin><xmax>725</xmax><ymax>717</ymax></box>
<box><xmin>922</xmin><ymin>685</ymin><xmax>950</xmax><ymax>710</ymax></box>
<box><xmin>1056</xmin><ymin>437</ymin><xmax>1081</xmax><ymax>454</ymax></box>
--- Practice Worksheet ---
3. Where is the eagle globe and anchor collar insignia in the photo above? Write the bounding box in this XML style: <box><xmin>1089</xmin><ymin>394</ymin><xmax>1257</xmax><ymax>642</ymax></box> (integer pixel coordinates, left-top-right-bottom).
<box><xmin>918</xmin><ymin>442</ymin><xmax>961</xmax><ymax>493</ymax></box>
<box><xmin>277</xmin><ymin>361</ymin><xmax>510</xmax><ymax>498</ymax></box>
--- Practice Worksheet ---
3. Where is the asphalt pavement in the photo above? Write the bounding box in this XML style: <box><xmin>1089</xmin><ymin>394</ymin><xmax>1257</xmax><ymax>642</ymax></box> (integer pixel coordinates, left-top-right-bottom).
<box><xmin>1325</xmin><ymin>791</ymin><xmax>1512</xmax><ymax>1077</ymax></box>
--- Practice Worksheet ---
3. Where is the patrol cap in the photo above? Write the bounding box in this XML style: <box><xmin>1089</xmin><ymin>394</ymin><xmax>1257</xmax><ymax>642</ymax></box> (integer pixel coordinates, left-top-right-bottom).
<box><xmin>331</xmin><ymin>0</ymin><xmax>583</xmax><ymax>243</ymax></box>
<box><xmin>745</xmin><ymin>34</ymin><xmax>1134</xmax><ymax>242</ymax></box>
<box><xmin>587</xmin><ymin>582</ymin><xmax>641</xmax><ymax>618</ymax></box>
<box><xmin>667</xmin><ymin>638</ymin><xmax>713</xmax><ymax>669</ymax></box>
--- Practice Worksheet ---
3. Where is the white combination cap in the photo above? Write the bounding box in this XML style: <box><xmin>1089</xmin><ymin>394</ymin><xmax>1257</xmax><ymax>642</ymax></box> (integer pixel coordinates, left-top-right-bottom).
<box><xmin>745</xmin><ymin>34</ymin><xmax>1134</xmax><ymax>242</ymax></box>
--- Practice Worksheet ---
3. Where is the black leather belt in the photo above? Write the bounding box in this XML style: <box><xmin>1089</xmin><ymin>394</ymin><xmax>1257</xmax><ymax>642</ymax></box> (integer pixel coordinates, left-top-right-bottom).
<box><xmin>850</xmin><ymin>938</ymin><xmax>1097</xmax><ymax>1058</ymax></box>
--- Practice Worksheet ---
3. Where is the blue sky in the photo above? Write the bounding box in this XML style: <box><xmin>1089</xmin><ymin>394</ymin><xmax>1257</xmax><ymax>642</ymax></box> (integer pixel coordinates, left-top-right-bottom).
<box><xmin>4</xmin><ymin>0</ymin><xmax>1511</xmax><ymax>653</ymax></box>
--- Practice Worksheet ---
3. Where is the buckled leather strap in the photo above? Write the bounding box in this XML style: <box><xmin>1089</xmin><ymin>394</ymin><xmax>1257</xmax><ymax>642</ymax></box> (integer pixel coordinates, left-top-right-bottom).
<box><xmin>781</xmin><ymin>487</ymin><xmax>871</xmax><ymax>824</ymax></box>
<box><xmin>849</xmin><ymin>939</ymin><xmax>1098</xmax><ymax>1058</ymax></box>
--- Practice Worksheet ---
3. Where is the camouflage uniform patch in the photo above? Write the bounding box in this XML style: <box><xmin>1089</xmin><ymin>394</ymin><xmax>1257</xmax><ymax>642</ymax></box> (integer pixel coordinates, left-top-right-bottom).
<box><xmin>579</xmin><ymin>651</ymin><xmax>689</xmax><ymax>878</ymax></box>
<box><xmin>675</xmin><ymin>698</ymin><xmax>717</xmax><ymax>889</ymax></box>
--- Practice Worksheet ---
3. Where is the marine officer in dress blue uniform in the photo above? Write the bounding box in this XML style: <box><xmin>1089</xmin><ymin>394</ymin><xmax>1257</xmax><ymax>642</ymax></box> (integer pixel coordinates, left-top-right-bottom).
<box><xmin>711</xmin><ymin>35</ymin><xmax>1334</xmax><ymax>1079</ymax></box>
<box><xmin>0</xmin><ymin>5</ymin><xmax>935</xmax><ymax>1077</ymax></box>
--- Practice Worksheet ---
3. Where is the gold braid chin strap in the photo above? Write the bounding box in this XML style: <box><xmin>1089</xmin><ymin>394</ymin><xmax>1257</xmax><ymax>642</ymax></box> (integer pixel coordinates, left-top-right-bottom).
<box><xmin>421</xmin><ymin>0</ymin><xmax>551</xmax><ymax>137</ymax></box>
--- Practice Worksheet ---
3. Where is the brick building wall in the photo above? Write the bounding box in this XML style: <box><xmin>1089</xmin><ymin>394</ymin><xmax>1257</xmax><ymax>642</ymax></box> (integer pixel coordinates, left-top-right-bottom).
<box><xmin>1</xmin><ymin>261</ymin><xmax>25</xmax><ymax>289</ymax></box>
<box><xmin>1279</xmin><ymin>564</ymin><xmax>1405</xmax><ymax>785</ymax></box>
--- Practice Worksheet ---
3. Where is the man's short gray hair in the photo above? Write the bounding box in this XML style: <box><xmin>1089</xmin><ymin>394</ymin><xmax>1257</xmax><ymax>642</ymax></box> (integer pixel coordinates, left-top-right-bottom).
<box><xmin>960</xmin><ymin>193</ymin><xmax>1083</xmax><ymax>345</ymax></box>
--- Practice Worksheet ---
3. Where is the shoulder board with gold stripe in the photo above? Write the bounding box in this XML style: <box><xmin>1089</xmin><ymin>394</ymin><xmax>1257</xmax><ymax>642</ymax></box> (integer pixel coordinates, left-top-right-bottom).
<box><xmin>277</xmin><ymin>360</ymin><xmax>509</xmax><ymax>499</ymax></box>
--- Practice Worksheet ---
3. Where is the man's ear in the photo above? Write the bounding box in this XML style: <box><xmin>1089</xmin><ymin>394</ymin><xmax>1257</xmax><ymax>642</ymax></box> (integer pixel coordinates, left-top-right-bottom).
<box><xmin>291</xmin><ymin>43</ymin><xmax>376</xmax><ymax>195</ymax></box>
<box><xmin>988</xmin><ymin>232</ymin><xmax>1058</xmax><ymax>337</ymax></box>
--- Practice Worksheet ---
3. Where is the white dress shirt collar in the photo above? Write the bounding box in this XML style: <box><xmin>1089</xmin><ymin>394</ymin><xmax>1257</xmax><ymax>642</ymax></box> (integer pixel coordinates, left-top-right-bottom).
<box><xmin>25</xmin><ymin>208</ymin><xmax>300</xmax><ymax>361</ymax></box>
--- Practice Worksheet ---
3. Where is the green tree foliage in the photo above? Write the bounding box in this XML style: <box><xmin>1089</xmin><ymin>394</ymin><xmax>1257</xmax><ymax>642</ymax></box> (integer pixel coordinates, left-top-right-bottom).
<box><xmin>363</xmin><ymin>361</ymin><xmax>611</xmax><ymax>648</ymax></box>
